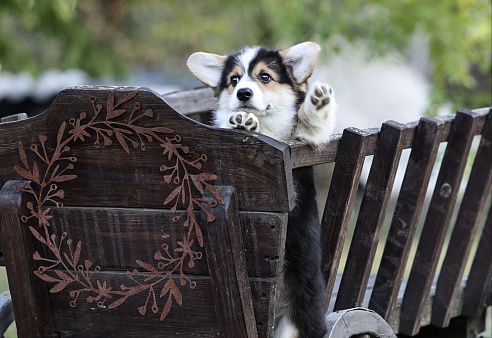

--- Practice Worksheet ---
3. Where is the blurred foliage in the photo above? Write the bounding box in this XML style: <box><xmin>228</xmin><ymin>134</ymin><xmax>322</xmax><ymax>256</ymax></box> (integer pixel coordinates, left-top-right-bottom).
<box><xmin>0</xmin><ymin>0</ymin><xmax>490</xmax><ymax>113</ymax></box>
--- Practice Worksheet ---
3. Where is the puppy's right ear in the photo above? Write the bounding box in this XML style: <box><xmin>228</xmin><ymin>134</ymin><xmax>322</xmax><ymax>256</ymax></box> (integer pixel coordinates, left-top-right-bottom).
<box><xmin>187</xmin><ymin>52</ymin><xmax>226</xmax><ymax>88</ymax></box>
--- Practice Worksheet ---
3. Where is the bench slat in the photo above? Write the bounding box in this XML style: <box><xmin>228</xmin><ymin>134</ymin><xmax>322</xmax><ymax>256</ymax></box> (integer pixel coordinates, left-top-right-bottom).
<box><xmin>369</xmin><ymin>117</ymin><xmax>445</xmax><ymax>320</ymax></box>
<box><xmin>399</xmin><ymin>110</ymin><xmax>481</xmax><ymax>336</ymax></box>
<box><xmin>432</xmin><ymin>111</ymin><xmax>492</xmax><ymax>327</ymax></box>
<box><xmin>320</xmin><ymin>127</ymin><xmax>376</xmax><ymax>307</ymax></box>
<box><xmin>334</xmin><ymin>121</ymin><xmax>406</xmax><ymax>310</ymax></box>
<box><xmin>462</xmin><ymin>206</ymin><xmax>492</xmax><ymax>318</ymax></box>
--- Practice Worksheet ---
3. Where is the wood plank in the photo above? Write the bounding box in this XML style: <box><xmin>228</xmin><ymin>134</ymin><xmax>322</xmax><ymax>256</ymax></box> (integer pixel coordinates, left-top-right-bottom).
<box><xmin>462</xmin><ymin>206</ymin><xmax>492</xmax><ymax>318</ymax></box>
<box><xmin>0</xmin><ymin>180</ymin><xmax>54</xmax><ymax>337</ymax></box>
<box><xmin>289</xmin><ymin>108</ymin><xmax>489</xmax><ymax>168</ymax></box>
<box><xmin>369</xmin><ymin>117</ymin><xmax>445</xmax><ymax>320</ymax></box>
<box><xmin>200</xmin><ymin>187</ymin><xmax>258</xmax><ymax>338</ymax></box>
<box><xmin>432</xmin><ymin>111</ymin><xmax>492</xmax><ymax>327</ymax></box>
<box><xmin>320</xmin><ymin>127</ymin><xmax>377</xmax><ymax>308</ymax></box>
<box><xmin>163</xmin><ymin>87</ymin><xmax>216</xmax><ymax>116</ymax></box>
<box><xmin>45</xmin><ymin>269</ymin><xmax>275</xmax><ymax>337</ymax></box>
<box><xmin>335</xmin><ymin>121</ymin><xmax>406</xmax><ymax>310</ymax></box>
<box><xmin>0</xmin><ymin>87</ymin><xmax>293</xmax><ymax>213</ymax></box>
<box><xmin>47</xmin><ymin>207</ymin><xmax>287</xmax><ymax>278</ymax></box>
<box><xmin>399</xmin><ymin>110</ymin><xmax>481</xmax><ymax>336</ymax></box>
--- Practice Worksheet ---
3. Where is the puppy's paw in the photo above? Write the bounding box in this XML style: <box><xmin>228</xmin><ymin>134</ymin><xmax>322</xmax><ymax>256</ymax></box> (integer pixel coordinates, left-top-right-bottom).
<box><xmin>228</xmin><ymin>111</ymin><xmax>260</xmax><ymax>132</ymax></box>
<box><xmin>307</xmin><ymin>81</ymin><xmax>334</xmax><ymax>114</ymax></box>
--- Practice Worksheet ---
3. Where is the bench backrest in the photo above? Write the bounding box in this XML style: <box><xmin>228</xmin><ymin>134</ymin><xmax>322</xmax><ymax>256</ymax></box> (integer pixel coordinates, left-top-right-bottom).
<box><xmin>0</xmin><ymin>87</ymin><xmax>294</xmax><ymax>337</ymax></box>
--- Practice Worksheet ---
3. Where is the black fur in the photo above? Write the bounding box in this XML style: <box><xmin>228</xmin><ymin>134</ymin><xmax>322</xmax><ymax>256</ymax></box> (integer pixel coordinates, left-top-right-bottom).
<box><xmin>284</xmin><ymin>167</ymin><xmax>327</xmax><ymax>337</ymax></box>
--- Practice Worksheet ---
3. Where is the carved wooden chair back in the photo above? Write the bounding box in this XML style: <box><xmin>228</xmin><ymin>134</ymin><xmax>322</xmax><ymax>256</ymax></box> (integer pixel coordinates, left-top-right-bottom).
<box><xmin>0</xmin><ymin>87</ymin><xmax>294</xmax><ymax>337</ymax></box>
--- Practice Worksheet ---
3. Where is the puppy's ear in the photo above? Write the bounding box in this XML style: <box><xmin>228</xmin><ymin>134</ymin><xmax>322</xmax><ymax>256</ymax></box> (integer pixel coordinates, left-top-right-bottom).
<box><xmin>187</xmin><ymin>52</ymin><xmax>227</xmax><ymax>88</ymax></box>
<box><xmin>280</xmin><ymin>42</ymin><xmax>321</xmax><ymax>83</ymax></box>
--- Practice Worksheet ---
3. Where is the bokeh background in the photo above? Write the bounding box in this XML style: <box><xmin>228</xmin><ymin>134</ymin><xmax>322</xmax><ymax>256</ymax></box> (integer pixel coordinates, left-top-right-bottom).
<box><xmin>0</xmin><ymin>1</ymin><xmax>490</xmax><ymax>337</ymax></box>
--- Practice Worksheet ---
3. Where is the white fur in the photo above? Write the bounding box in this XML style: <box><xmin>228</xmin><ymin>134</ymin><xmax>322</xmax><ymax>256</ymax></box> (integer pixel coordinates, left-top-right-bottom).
<box><xmin>187</xmin><ymin>42</ymin><xmax>337</xmax><ymax>146</ymax></box>
<box><xmin>274</xmin><ymin>315</ymin><xmax>298</xmax><ymax>338</ymax></box>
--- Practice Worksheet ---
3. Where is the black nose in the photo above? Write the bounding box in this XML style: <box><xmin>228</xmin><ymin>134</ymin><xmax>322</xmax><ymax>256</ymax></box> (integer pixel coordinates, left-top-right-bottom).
<box><xmin>237</xmin><ymin>88</ymin><xmax>253</xmax><ymax>101</ymax></box>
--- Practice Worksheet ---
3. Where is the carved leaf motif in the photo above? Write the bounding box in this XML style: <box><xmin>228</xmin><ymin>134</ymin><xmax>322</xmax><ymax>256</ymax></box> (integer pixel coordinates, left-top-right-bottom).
<box><xmin>136</xmin><ymin>260</ymin><xmax>159</xmax><ymax>274</ymax></box>
<box><xmin>205</xmin><ymin>183</ymin><xmax>224</xmax><ymax>205</ymax></box>
<box><xmin>73</xmin><ymin>241</ymin><xmax>82</xmax><ymax>267</ymax></box>
<box><xmin>160</xmin><ymin>296</ymin><xmax>172</xmax><ymax>320</ymax></box>
<box><xmin>18</xmin><ymin>142</ymin><xmax>29</xmax><ymax>170</ymax></box>
<box><xmin>14</xmin><ymin>166</ymin><xmax>35</xmax><ymax>181</ymax></box>
<box><xmin>115</xmin><ymin>92</ymin><xmax>137</xmax><ymax>108</ymax></box>
<box><xmin>51</xmin><ymin>174</ymin><xmax>78</xmax><ymax>183</ymax></box>
<box><xmin>34</xmin><ymin>271</ymin><xmax>60</xmax><ymax>283</ymax></box>
<box><xmin>115</xmin><ymin>131</ymin><xmax>130</xmax><ymax>154</ymax></box>
<box><xmin>107</xmin><ymin>296</ymin><xmax>129</xmax><ymax>309</ymax></box>
<box><xmin>57</xmin><ymin>122</ymin><xmax>66</xmax><ymax>145</ymax></box>
<box><xmin>164</xmin><ymin>186</ymin><xmax>181</xmax><ymax>205</ymax></box>
<box><xmin>190</xmin><ymin>175</ymin><xmax>204</xmax><ymax>194</ymax></box>
<box><xmin>32</xmin><ymin>161</ymin><xmax>40</xmax><ymax>183</ymax></box>
<box><xmin>29</xmin><ymin>226</ymin><xmax>47</xmax><ymax>245</ymax></box>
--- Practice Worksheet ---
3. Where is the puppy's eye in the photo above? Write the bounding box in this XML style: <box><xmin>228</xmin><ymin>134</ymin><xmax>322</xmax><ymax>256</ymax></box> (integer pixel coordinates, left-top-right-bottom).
<box><xmin>230</xmin><ymin>75</ymin><xmax>239</xmax><ymax>87</ymax></box>
<box><xmin>259</xmin><ymin>73</ymin><xmax>271</xmax><ymax>83</ymax></box>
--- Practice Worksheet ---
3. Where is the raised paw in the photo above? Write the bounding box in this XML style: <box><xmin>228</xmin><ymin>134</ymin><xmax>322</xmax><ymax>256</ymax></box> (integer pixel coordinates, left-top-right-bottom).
<box><xmin>308</xmin><ymin>82</ymin><xmax>333</xmax><ymax>111</ymax></box>
<box><xmin>228</xmin><ymin>111</ymin><xmax>260</xmax><ymax>132</ymax></box>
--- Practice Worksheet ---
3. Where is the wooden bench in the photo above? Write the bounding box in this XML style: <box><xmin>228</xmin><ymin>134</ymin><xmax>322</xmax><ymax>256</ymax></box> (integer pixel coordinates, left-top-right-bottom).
<box><xmin>0</xmin><ymin>86</ymin><xmax>490</xmax><ymax>337</ymax></box>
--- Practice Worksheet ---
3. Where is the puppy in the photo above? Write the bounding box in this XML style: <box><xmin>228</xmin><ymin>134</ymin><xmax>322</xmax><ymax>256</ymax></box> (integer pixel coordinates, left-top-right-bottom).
<box><xmin>187</xmin><ymin>42</ymin><xmax>336</xmax><ymax>338</ymax></box>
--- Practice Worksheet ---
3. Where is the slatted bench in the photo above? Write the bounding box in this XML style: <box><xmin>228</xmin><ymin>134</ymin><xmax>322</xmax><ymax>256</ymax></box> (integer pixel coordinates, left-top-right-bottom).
<box><xmin>0</xmin><ymin>86</ymin><xmax>490</xmax><ymax>337</ymax></box>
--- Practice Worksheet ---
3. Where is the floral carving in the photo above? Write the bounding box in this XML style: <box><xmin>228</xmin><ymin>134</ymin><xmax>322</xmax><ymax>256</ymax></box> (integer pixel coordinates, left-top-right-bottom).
<box><xmin>14</xmin><ymin>91</ymin><xmax>223</xmax><ymax>320</ymax></box>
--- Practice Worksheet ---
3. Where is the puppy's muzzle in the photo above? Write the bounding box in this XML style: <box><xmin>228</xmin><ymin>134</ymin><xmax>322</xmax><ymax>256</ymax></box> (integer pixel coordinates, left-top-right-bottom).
<box><xmin>237</xmin><ymin>88</ymin><xmax>253</xmax><ymax>101</ymax></box>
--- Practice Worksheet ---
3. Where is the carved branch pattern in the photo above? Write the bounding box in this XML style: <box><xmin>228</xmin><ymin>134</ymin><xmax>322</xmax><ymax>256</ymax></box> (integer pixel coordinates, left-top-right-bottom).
<box><xmin>14</xmin><ymin>91</ymin><xmax>223</xmax><ymax>320</ymax></box>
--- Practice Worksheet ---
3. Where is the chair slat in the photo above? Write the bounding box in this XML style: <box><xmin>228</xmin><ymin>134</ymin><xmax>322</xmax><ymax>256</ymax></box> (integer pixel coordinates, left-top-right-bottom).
<box><xmin>462</xmin><ymin>206</ymin><xmax>492</xmax><ymax>318</ymax></box>
<box><xmin>321</xmin><ymin>127</ymin><xmax>377</xmax><ymax>308</ymax></box>
<box><xmin>0</xmin><ymin>181</ymin><xmax>54</xmax><ymax>337</ymax></box>
<box><xmin>334</xmin><ymin>121</ymin><xmax>406</xmax><ymax>310</ymax></box>
<box><xmin>399</xmin><ymin>110</ymin><xmax>481</xmax><ymax>336</ymax></box>
<box><xmin>201</xmin><ymin>186</ymin><xmax>258</xmax><ymax>338</ymax></box>
<box><xmin>432</xmin><ymin>111</ymin><xmax>492</xmax><ymax>327</ymax></box>
<box><xmin>369</xmin><ymin>117</ymin><xmax>444</xmax><ymax>320</ymax></box>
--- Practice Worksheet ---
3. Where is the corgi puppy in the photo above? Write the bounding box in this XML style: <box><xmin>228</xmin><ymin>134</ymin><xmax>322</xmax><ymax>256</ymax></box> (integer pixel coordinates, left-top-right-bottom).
<box><xmin>187</xmin><ymin>42</ymin><xmax>336</xmax><ymax>338</ymax></box>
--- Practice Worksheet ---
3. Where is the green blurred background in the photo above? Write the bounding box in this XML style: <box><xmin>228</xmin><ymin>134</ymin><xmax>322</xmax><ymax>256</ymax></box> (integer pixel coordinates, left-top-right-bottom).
<box><xmin>0</xmin><ymin>0</ymin><xmax>490</xmax><ymax>115</ymax></box>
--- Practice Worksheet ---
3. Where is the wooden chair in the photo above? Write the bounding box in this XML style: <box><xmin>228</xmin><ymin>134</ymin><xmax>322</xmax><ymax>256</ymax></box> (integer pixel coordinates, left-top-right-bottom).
<box><xmin>0</xmin><ymin>86</ymin><xmax>490</xmax><ymax>337</ymax></box>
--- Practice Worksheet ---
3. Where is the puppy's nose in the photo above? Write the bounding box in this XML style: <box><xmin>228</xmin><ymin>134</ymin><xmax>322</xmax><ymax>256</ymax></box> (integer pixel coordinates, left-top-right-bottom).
<box><xmin>237</xmin><ymin>88</ymin><xmax>253</xmax><ymax>101</ymax></box>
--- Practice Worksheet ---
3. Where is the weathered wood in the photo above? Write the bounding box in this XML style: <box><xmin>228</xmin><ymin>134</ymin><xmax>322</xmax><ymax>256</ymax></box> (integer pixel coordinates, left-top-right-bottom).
<box><xmin>0</xmin><ymin>180</ymin><xmax>54</xmax><ymax>337</ymax></box>
<box><xmin>320</xmin><ymin>127</ymin><xmax>377</xmax><ymax>307</ymax></box>
<box><xmin>46</xmin><ymin>207</ymin><xmax>287</xmax><ymax>278</ymax></box>
<box><xmin>400</xmin><ymin>110</ymin><xmax>481</xmax><ymax>336</ymax></box>
<box><xmin>44</xmin><ymin>270</ymin><xmax>275</xmax><ymax>337</ymax></box>
<box><xmin>462</xmin><ymin>206</ymin><xmax>492</xmax><ymax>318</ymax></box>
<box><xmin>0</xmin><ymin>87</ymin><xmax>293</xmax><ymax>213</ymax></box>
<box><xmin>432</xmin><ymin>111</ymin><xmax>492</xmax><ymax>327</ymax></box>
<box><xmin>325</xmin><ymin>307</ymin><xmax>396</xmax><ymax>338</ymax></box>
<box><xmin>369</xmin><ymin>117</ymin><xmax>445</xmax><ymax>320</ymax></box>
<box><xmin>200</xmin><ymin>187</ymin><xmax>258</xmax><ymax>338</ymax></box>
<box><xmin>335</xmin><ymin>121</ymin><xmax>406</xmax><ymax>311</ymax></box>
<box><xmin>0</xmin><ymin>291</ymin><xmax>14</xmax><ymax>335</ymax></box>
<box><xmin>163</xmin><ymin>87</ymin><xmax>216</xmax><ymax>116</ymax></box>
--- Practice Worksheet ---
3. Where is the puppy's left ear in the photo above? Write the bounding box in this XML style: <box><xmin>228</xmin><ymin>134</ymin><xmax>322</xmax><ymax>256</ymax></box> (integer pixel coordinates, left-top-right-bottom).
<box><xmin>280</xmin><ymin>42</ymin><xmax>321</xmax><ymax>83</ymax></box>
<box><xmin>187</xmin><ymin>52</ymin><xmax>227</xmax><ymax>88</ymax></box>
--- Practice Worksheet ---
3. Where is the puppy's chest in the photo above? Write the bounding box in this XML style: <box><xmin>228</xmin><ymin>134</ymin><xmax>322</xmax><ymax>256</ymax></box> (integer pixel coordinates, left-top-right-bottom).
<box><xmin>257</xmin><ymin>113</ymin><xmax>297</xmax><ymax>141</ymax></box>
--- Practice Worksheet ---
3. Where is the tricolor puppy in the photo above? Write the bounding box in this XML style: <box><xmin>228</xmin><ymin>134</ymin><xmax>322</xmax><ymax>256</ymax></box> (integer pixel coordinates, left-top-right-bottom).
<box><xmin>187</xmin><ymin>42</ymin><xmax>336</xmax><ymax>147</ymax></box>
<box><xmin>187</xmin><ymin>42</ymin><xmax>335</xmax><ymax>338</ymax></box>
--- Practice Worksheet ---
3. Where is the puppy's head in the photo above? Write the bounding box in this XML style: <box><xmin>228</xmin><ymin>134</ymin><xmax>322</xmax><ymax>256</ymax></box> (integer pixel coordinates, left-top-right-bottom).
<box><xmin>187</xmin><ymin>42</ymin><xmax>320</xmax><ymax>118</ymax></box>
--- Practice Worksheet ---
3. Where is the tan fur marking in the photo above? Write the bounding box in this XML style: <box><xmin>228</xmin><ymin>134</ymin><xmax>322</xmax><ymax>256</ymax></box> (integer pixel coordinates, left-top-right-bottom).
<box><xmin>226</xmin><ymin>65</ymin><xmax>244</xmax><ymax>93</ymax></box>
<box><xmin>251</xmin><ymin>62</ymin><xmax>293</xmax><ymax>93</ymax></box>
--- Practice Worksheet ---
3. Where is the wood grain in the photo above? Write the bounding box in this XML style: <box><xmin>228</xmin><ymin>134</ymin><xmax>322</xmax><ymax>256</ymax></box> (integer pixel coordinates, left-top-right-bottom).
<box><xmin>369</xmin><ymin>117</ymin><xmax>445</xmax><ymax>320</ymax></box>
<box><xmin>201</xmin><ymin>187</ymin><xmax>258</xmax><ymax>338</ymax></box>
<box><xmin>0</xmin><ymin>180</ymin><xmax>54</xmax><ymax>337</ymax></box>
<box><xmin>432</xmin><ymin>111</ymin><xmax>492</xmax><ymax>327</ymax></box>
<box><xmin>320</xmin><ymin>127</ymin><xmax>377</xmax><ymax>308</ymax></box>
<box><xmin>399</xmin><ymin>110</ymin><xmax>481</xmax><ymax>336</ymax></box>
<box><xmin>335</xmin><ymin>121</ymin><xmax>406</xmax><ymax>310</ymax></box>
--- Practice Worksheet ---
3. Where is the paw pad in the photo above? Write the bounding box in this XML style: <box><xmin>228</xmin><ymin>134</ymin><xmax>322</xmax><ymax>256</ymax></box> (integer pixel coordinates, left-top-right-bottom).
<box><xmin>228</xmin><ymin>112</ymin><xmax>259</xmax><ymax>131</ymax></box>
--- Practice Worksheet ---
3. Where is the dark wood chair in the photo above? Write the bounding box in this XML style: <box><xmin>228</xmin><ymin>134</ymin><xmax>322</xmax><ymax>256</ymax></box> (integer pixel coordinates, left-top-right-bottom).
<box><xmin>0</xmin><ymin>86</ymin><xmax>489</xmax><ymax>337</ymax></box>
